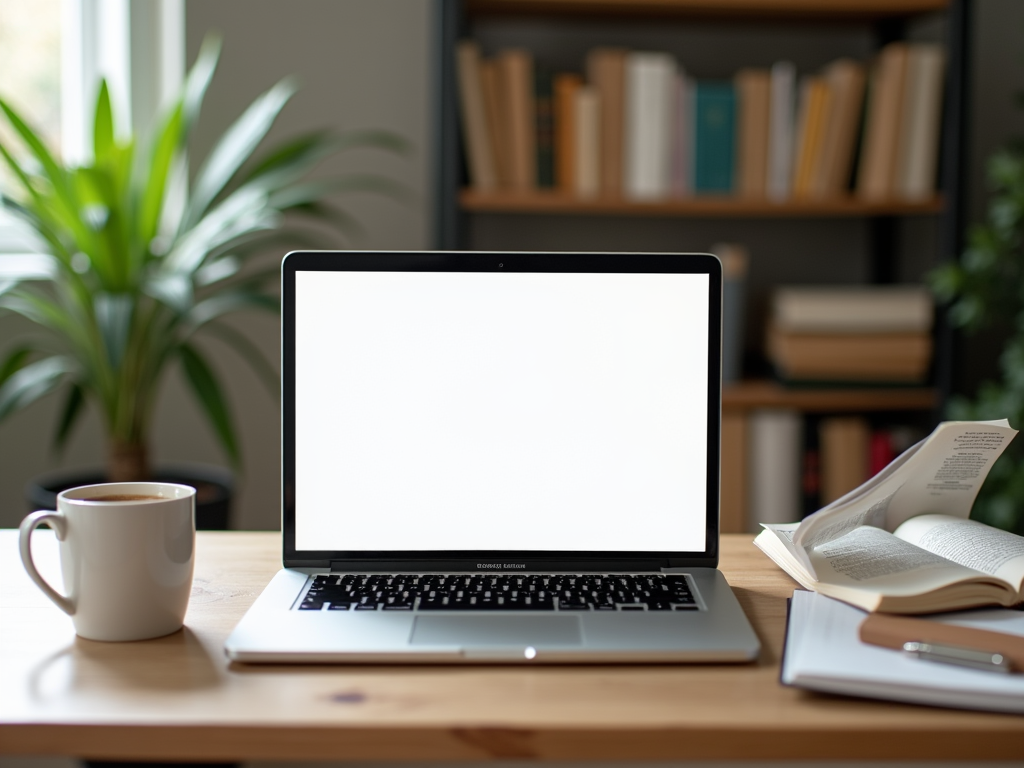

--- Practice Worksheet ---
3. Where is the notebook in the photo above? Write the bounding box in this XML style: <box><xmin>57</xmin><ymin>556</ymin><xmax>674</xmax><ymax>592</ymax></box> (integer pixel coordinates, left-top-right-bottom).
<box><xmin>782</xmin><ymin>589</ymin><xmax>1024</xmax><ymax>713</ymax></box>
<box><xmin>224</xmin><ymin>250</ymin><xmax>760</xmax><ymax>663</ymax></box>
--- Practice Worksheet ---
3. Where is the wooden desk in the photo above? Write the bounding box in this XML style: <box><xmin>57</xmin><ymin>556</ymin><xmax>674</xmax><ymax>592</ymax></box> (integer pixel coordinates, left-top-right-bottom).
<box><xmin>2</xmin><ymin>530</ymin><xmax>1022</xmax><ymax>762</ymax></box>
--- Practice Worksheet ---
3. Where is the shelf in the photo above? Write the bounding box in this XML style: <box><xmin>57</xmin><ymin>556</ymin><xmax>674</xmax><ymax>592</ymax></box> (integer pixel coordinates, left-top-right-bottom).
<box><xmin>722</xmin><ymin>380</ymin><xmax>939</xmax><ymax>413</ymax></box>
<box><xmin>460</xmin><ymin>190</ymin><xmax>945</xmax><ymax>218</ymax></box>
<box><xmin>465</xmin><ymin>0</ymin><xmax>948</xmax><ymax>21</ymax></box>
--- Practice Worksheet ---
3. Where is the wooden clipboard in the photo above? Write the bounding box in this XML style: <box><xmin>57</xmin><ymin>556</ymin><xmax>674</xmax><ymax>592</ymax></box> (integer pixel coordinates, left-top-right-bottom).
<box><xmin>860</xmin><ymin>612</ymin><xmax>1024</xmax><ymax>672</ymax></box>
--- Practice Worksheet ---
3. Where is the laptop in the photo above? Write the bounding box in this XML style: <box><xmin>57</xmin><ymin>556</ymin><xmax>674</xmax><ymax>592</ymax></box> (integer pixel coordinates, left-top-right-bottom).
<box><xmin>224</xmin><ymin>250</ymin><xmax>760</xmax><ymax>663</ymax></box>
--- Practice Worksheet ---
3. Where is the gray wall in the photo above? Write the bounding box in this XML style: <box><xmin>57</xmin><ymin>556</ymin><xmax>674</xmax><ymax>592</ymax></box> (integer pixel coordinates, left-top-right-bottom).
<box><xmin>3</xmin><ymin>0</ymin><xmax>1024</xmax><ymax>533</ymax></box>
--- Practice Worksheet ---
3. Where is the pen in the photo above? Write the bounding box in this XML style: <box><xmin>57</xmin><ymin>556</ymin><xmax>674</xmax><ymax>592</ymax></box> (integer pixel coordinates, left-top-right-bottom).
<box><xmin>859</xmin><ymin>612</ymin><xmax>1024</xmax><ymax>674</ymax></box>
<box><xmin>902</xmin><ymin>640</ymin><xmax>1013</xmax><ymax>674</ymax></box>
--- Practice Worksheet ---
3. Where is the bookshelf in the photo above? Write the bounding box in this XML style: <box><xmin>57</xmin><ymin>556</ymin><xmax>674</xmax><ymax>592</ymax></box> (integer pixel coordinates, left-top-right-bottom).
<box><xmin>434</xmin><ymin>0</ymin><xmax>969</xmax><ymax>532</ymax></box>
<box><xmin>461</xmin><ymin>190</ymin><xmax>946</xmax><ymax>217</ymax></box>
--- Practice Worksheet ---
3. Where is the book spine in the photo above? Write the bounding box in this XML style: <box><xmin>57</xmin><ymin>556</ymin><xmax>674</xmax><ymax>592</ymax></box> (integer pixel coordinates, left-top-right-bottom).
<box><xmin>715</xmin><ymin>242</ymin><xmax>748</xmax><ymax>385</ymax></box>
<box><xmin>800</xmin><ymin>414</ymin><xmax>822</xmax><ymax>518</ymax></box>
<box><xmin>455</xmin><ymin>41</ymin><xmax>497</xmax><ymax>192</ymax></box>
<box><xmin>819</xmin><ymin>417</ymin><xmax>870</xmax><ymax>505</ymax></box>
<box><xmin>720</xmin><ymin>411</ymin><xmax>748</xmax><ymax>533</ymax></box>
<box><xmin>857</xmin><ymin>42</ymin><xmax>909</xmax><ymax>201</ymax></box>
<box><xmin>587</xmin><ymin>48</ymin><xmax>626</xmax><ymax>198</ymax></box>
<box><xmin>694</xmin><ymin>81</ymin><xmax>736</xmax><ymax>194</ymax></box>
<box><xmin>499</xmin><ymin>48</ymin><xmax>536</xmax><ymax>191</ymax></box>
<box><xmin>748</xmin><ymin>409</ymin><xmax>803</xmax><ymax>526</ymax></box>
<box><xmin>817</xmin><ymin>59</ymin><xmax>866</xmax><ymax>197</ymax></box>
<box><xmin>574</xmin><ymin>86</ymin><xmax>601</xmax><ymax>197</ymax></box>
<box><xmin>534</xmin><ymin>67</ymin><xmax>555</xmax><ymax>189</ymax></box>
<box><xmin>735</xmin><ymin>68</ymin><xmax>770</xmax><ymax>198</ymax></box>
<box><xmin>671</xmin><ymin>72</ymin><xmax>694</xmax><ymax>198</ymax></box>
<box><xmin>479</xmin><ymin>59</ymin><xmax>510</xmax><ymax>188</ymax></box>
<box><xmin>793</xmin><ymin>77</ymin><xmax>830</xmax><ymax>199</ymax></box>
<box><xmin>554</xmin><ymin>73</ymin><xmax>582</xmax><ymax>193</ymax></box>
<box><xmin>624</xmin><ymin>52</ymin><xmax>676</xmax><ymax>200</ymax></box>
<box><xmin>896</xmin><ymin>44</ymin><xmax>945</xmax><ymax>200</ymax></box>
<box><xmin>767</xmin><ymin>61</ymin><xmax>796</xmax><ymax>201</ymax></box>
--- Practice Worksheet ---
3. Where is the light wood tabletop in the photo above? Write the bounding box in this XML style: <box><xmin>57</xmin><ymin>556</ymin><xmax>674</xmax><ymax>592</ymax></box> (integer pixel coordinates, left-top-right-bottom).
<box><xmin>2</xmin><ymin>529</ymin><xmax>1022</xmax><ymax>762</ymax></box>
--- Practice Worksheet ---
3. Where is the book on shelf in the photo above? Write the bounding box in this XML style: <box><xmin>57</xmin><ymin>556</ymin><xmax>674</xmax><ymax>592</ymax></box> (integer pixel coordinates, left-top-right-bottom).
<box><xmin>896</xmin><ymin>44</ymin><xmax>946</xmax><ymax>200</ymax></box>
<box><xmin>768</xmin><ymin>329</ymin><xmax>934</xmax><ymax>383</ymax></box>
<box><xmin>586</xmin><ymin>47</ymin><xmax>626</xmax><ymax>198</ymax></box>
<box><xmin>783</xmin><ymin>589</ymin><xmax>1024</xmax><ymax>714</ymax></box>
<box><xmin>498</xmin><ymin>48</ymin><xmax>535</xmax><ymax>191</ymax></box>
<box><xmin>857</xmin><ymin>41</ymin><xmax>944</xmax><ymax>201</ymax></box>
<box><xmin>535</xmin><ymin>66</ymin><xmax>555</xmax><ymax>189</ymax></box>
<box><xmin>748</xmin><ymin>409</ymin><xmax>803</xmax><ymax>527</ymax></box>
<box><xmin>819</xmin><ymin>416</ymin><xmax>870</xmax><ymax>505</ymax></box>
<box><xmin>624</xmin><ymin>51</ymin><xmax>676</xmax><ymax>200</ymax></box>
<box><xmin>755</xmin><ymin>419</ymin><xmax>1024</xmax><ymax>614</ymax></box>
<box><xmin>455</xmin><ymin>40</ymin><xmax>941</xmax><ymax>203</ymax></box>
<box><xmin>767</xmin><ymin>60</ymin><xmax>796</xmax><ymax>201</ymax></box>
<box><xmin>771</xmin><ymin>284</ymin><xmax>934</xmax><ymax>333</ymax></box>
<box><xmin>574</xmin><ymin>85</ymin><xmax>601</xmax><ymax>197</ymax></box>
<box><xmin>767</xmin><ymin>284</ymin><xmax>935</xmax><ymax>384</ymax></box>
<box><xmin>814</xmin><ymin>59</ymin><xmax>866</xmax><ymax>198</ymax></box>
<box><xmin>693</xmin><ymin>81</ymin><xmax>736</xmax><ymax>194</ymax></box>
<box><xmin>792</xmin><ymin>75</ymin><xmax>830</xmax><ymax>199</ymax></box>
<box><xmin>455</xmin><ymin>41</ymin><xmax>497</xmax><ymax>191</ymax></box>
<box><xmin>735</xmin><ymin>68</ymin><xmax>770</xmax><ymax>198</ymax></box>
<box><xmin>714</xmin><ymin>242</ymin><xmax>748</xmax><ymax>385</ymax></box>
<box><xmin>554</xmin><ymin>73</ymin><xmax>582</xmax><ymax>193</ymax></box>
<box><xmin>857</xmin><ymin>42</ymin><xmax>908</xmax><ymax>200</ymax></box>
<box><xmin>671</xmin><ymin>73</ymin><xmax>694</xmax><ymax>198</ymax></box>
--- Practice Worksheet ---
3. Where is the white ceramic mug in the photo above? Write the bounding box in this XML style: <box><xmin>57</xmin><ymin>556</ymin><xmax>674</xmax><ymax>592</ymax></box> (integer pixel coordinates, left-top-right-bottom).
<box><xmin>19</xmin><ymin>482</ymin><xmax>196</xmax><ymax>642</ymax></box>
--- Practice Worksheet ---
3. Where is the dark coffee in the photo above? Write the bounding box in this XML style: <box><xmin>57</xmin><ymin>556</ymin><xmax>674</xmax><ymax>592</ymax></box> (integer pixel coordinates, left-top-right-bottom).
<box><xmin>85</xmin><ymin>494</ymin><xmax>165</xmax><ymax>502</ymax></box>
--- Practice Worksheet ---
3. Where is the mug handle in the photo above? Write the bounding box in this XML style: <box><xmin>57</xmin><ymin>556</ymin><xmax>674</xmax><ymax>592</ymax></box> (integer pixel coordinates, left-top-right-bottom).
<box><xmin>19</xmin><ymin>510</ymin><xmax>75</xmax><ymax>616</ymax></box>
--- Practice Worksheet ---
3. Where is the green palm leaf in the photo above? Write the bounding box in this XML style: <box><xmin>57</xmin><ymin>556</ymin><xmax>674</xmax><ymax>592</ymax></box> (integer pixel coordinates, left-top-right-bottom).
<box><xmin>0</xmin><ymin>356</ymin><xmax>75</xmax><ymax>422</ymax></box>
<box><xmin>183</xmin><ymin>78</ymin><xmax>297</xmax><ymax>230</ymax></box>
<box><xmin>203</xmin><ymin>321</ymin><xmax>279</xmax><ymax>402</ymax></box>
<box><xmin>93</xmin><ymin>81</ymin><xmax>115</xmax><ymax>164</ymax></box>
<box><xmin>178</xmin><ymin>343</ymin><xmax>239</xmax><ymax>465</ymax></box>
<box><xmin>52</xmin><ymin>382</ymin><xmax>85</xmax><ymax>454</ymax></box>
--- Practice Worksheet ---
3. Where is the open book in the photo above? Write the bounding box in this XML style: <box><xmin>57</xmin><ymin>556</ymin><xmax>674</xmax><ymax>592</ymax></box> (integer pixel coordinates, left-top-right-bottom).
<box><xmin>755</xmin><ymin>419</ymin><xmax>1024</xmax><ymax>613</ymax></box>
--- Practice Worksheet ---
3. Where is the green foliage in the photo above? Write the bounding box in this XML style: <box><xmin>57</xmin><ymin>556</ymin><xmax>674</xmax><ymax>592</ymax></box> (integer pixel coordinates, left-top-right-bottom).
<box><xmin>0</xmin><ymin>35</ymin><xmax>408</xmax><ymax>475</ymax></box>
<box><xmin>930</xmin><ymin>149</ymin><xmax>1024</xmax><ymax>534</ymax></box>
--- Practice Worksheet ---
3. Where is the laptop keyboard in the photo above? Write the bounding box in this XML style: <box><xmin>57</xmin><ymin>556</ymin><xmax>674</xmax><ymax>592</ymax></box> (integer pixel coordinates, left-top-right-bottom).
<box><xmin>299</xmin><ymin>573</ymin><xmax>697</xmax><ymax>611</ymax></box>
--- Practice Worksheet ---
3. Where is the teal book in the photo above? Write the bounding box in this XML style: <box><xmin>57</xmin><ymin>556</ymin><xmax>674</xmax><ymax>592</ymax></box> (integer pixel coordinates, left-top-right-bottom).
<box><xmin>694</xmin><ymin>81</ymin><xmax>736</xmax><ymax>193</ymax></box>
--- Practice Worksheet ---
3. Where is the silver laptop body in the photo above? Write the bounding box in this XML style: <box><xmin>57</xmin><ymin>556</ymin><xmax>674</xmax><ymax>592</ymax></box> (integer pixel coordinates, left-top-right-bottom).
<box><xmin>225</xmin><ymin>250</ymin><xmax>760</xmax><ymax>663</ymax></box>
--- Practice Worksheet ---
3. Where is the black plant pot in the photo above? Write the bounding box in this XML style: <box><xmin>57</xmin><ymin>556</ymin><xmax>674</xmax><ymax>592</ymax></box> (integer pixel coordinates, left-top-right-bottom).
<box><xmin>26</xmin><ymin>463</ymin><xmax>234</xmax><ymax>530</ymax></box>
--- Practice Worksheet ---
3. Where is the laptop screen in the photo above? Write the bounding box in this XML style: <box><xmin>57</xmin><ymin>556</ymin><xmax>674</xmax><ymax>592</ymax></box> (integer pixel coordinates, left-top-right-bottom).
<box><xmin>284</xmin><ymin>252</ymin><xmax>721</xmax><ymax>565</ymax></box>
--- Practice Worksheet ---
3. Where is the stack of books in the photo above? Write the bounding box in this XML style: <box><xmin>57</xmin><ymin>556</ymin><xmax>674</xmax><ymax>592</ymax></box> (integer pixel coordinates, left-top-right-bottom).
<box><xmin>766</xmin><ymin>285</ymin><xmax>934</xmax><ymax>384</ymax></box>
<box><xmin>456</xmin><ymin>41</ymin><xmax>945</xmax><ymax>202</ymax></box>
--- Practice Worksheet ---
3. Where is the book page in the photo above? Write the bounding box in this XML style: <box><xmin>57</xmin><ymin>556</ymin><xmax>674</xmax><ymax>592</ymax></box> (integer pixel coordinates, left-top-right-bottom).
<box><xmin>895</xmin><ymin>514</ymin><xmax>1024</xmax><ymax>595</ymax></box>
<box><xmin>806</xmin><ymin>525</ymin><xmax>985</xmax><ymax>595</ymax></box>
<box><xmin>758</xmin><ymin>523</ymin><xmax>987</xmax><ymax>596</ymax></box>
<box><xmin>790</xmin><ymin>420</ymin><xmax>1017</xmax><ymax>575</ymax></box>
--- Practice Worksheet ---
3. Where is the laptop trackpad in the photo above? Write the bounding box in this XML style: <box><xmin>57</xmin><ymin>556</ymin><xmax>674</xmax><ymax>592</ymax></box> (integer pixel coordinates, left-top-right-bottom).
<box><xmin>410</xmin><ymin>615</ymin><xmax>582</xmax><ymax>647</ymax></box>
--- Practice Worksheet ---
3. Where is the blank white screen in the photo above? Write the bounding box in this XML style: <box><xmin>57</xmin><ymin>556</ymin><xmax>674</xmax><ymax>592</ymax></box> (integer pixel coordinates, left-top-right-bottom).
<box><xmin>294</xmin><ymin>271</ymin><xmax>709</xmax><ymax>552</ymax></box>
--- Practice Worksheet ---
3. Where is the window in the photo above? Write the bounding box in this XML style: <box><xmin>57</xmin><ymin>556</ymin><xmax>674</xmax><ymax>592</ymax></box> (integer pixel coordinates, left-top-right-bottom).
<box><xmin>0</xmin><ymin>0</ymin><xmax>183</xmax><ymax>249</ymax></box>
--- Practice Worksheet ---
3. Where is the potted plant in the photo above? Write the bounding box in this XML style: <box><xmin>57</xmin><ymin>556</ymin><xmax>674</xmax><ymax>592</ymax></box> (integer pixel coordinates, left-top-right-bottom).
<box><xmin>930</xmin><ymin>147</ymin><xmax>1024</xmax><ymax>535</ymax></box>
<box><xmin>0</xmin><ymin>36</ymin><xmax>406</xmax><ymax>526</ymax></box>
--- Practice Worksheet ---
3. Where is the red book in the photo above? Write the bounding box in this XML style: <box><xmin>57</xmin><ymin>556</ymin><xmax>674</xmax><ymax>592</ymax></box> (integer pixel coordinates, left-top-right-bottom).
<box><xmin>869</xmin><ymin>430</ymin><xmax>895</xmax><ymax>477</ymax></box>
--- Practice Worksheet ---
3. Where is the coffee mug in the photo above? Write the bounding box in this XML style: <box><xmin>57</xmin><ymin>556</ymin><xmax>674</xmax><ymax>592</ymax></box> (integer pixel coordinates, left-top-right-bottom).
<box><xmin>19</xmin><ymin>482</ymin><xmax>196</xmax><ymax>642</ymax></box>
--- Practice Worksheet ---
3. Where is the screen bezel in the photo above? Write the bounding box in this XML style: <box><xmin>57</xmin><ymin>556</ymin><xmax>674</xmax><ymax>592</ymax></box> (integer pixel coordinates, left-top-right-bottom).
<box><xmin>281</xmin><ymin>250</ymin><xmax>723</xmax><ymax>569</ymax></box>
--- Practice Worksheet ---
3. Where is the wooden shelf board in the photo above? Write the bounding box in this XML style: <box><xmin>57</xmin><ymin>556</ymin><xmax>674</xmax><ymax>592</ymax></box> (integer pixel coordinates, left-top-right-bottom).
<box><xmin>722</xmin><ymin>380</ymin><xmax>939</xmax><ymax>412</ymax></box>
<box><xmin>461</xmin><ymin>190</ymin><xmax>944</xmax><ymax>218</ymax></box>
<box><xmin>466</xmin><ymin>0</ymin><xmax>948</xmax><ymax>21</ymax></box>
